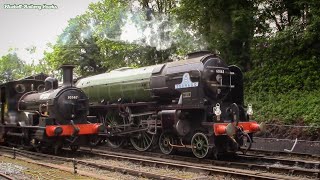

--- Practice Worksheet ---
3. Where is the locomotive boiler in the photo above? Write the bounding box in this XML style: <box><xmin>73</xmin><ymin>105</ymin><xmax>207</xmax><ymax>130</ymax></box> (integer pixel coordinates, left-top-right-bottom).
<box><xmin>0</xmin><ymin>65</ymin><xmax>104</xmax><ymax>154</ymax></box>
<box><xmin>76</xmin><ymin>51</ymin><xmax>265</xmax><ymax>158</ymax></box>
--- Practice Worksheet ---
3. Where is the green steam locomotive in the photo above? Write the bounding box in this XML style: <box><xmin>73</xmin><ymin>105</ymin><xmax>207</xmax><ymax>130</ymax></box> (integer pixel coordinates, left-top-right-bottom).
<box><xmin>76</xmin><ymin>51</ymin><xmax>265</xmax><ymax>158</ymax></box>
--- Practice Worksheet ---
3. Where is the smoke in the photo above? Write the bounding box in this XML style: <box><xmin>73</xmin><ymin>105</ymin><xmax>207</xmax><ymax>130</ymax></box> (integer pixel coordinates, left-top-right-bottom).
<box><xmin>119</xmin><ymin>9</ymin><xmax>176</xmax><ymax>51</ymax></box>
<box><xmin>60</xmin><ymin>0</ymin><xmax>208</xmax><ymax>53</ymax></box>
<box><xmin>101</xmin><ymin>1</ymin><xmax>208</xmax><ymax>52</ymax></box>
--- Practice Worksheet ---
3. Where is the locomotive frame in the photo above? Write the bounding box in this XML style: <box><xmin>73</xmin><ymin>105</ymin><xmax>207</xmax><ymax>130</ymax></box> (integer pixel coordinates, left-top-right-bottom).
<box><xmin>77</xmin><ymin>51</ymin><xmax>266</xmax><ymax>158</ymax></box>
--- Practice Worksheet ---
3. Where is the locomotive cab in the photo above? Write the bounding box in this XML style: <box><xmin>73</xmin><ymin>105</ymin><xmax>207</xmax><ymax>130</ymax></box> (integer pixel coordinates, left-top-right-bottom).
<box><xmin>0</xmin><ymin>74</ymin><xmax>48</xmax><ymax>126</ymax></box>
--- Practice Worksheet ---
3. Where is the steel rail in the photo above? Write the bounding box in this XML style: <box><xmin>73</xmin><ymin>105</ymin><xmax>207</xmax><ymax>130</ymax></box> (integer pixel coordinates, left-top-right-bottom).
<box><xmin>237</xmin><ymin>153</ymin><xmax>319</xmax><ymax>168</ymax></box>
<box><xmin>245</xmin><ymin>148</ymin><xmax>320</xmax><ymax>160</ymax></box>
<box><xmin>0</xmin><ymin>153</ymin><xmax>108</xmax><ymax>180</ymax></box>
<box><xmin>0</xmin><ymin>145</ymin><xmax>297</xmax><ymax>180</ymax></box>
<box><xmin>76</xmin><ymin>160</ymin><xmax>184</xmax><ymax>180</ymax></box>
<box><xmin>80</xmin><ymin>148</ymin><xmax>307</xmax><ymax>180</ymax></box>
<box><xmin>82</xmin><ymin>147</ymin><xmax>319</xmax><ymax>179</ymax></box>
<box><xmin>1</xmin><ymin>145</ymin><xmax>318</xmax><ymax>179</ymax></box>
<box><xmin>0</xmin><ymin>146</ymin><xmax>184</xmax><ymax>180</ymax></box>
<box><xmin>253</xmin><ymin>137</ymin><xmax>320</xmax><ymax>144</ymax></box>
<box><xmin>0</xmin><ymin>173</ymin><xmax>14</xmax><ymax>180</ymax></box>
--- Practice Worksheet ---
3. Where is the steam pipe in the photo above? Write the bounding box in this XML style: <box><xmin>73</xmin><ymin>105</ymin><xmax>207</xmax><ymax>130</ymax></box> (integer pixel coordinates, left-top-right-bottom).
<box><xmin>61</xmin><ymin>65</ymin><xmax>74</xmax><ymax>87</ymax></box>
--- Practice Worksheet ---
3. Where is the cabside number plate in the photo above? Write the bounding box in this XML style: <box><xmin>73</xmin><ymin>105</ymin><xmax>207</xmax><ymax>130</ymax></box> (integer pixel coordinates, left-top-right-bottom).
<box><xmin>67</xmin><ymin>96</ymin><xmax>79</xmax><ymax>100</ymax></box>
<box><xmin>216</xmin><ymin>69</ymin><xmax>225</xmax><ymax>74</ymax></box>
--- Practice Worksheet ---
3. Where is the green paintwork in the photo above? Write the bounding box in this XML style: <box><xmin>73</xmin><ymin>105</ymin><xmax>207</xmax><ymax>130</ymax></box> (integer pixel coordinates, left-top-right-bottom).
<box><xmin>76</xmin><ymin>65</ymin><xmax>161</xmax><ymax>103</ymax></box>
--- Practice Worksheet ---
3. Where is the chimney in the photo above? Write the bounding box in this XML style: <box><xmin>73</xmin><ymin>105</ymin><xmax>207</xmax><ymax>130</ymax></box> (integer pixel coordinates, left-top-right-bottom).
<box><xmin>61</xmin><ymin>65</ymin><xmax>74</xmax><ymax>87</ymax></box>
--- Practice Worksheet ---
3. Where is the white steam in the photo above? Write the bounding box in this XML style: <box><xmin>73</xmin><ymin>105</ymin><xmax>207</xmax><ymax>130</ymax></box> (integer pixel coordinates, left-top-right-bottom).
<box><xmin>103</xmin><ymin>1</ymin><xmax>208</xmax><ymax>51</ymax></box>
<box><xmin>61</xmin><ymin>0</ymin><xmax>208</xmax><ymax>52</ymax></box>
<box><xmin>119</xmin><ymin>10</ymin><xmax>176</xmax><ymax>51</ymax></box>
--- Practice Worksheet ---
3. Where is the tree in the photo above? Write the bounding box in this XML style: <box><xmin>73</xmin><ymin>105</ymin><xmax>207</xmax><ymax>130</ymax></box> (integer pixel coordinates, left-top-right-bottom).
<box><xmin>140</xmin><ymin>0</ymin><xmax>178</xmax><ymax>14</ymax></box>
<box><xmin>0</xmin><ymin>53</ymin><xmax>23</xmax><ymax>82</ymax></box>
<box><xmin>44</xmin><ymin>14</ymin><xmax>110</xmax><ymax>77</ymax></box>
<box><xmin>254</xmin><ymin>0</ymin><xmax>310</xmax><ymax>34</ymax></box>
<box><xmin>247</xmin><ymin>0</ymin><xmax>320</xmax><ymax>93</ymax></box>
<box><xmin>44</xmin><ymin>0</ymin><xmax>183</xmax><ymax>77</ymax></box>
<box><xmin>0</xmin><ymin>52</ymin><xmax>29</xmax><ymax>83</ymax></box>
<box><xmin>175</xmin><ymin>0</ymin><xmax>255</xmax><ymax>70</ymax></box>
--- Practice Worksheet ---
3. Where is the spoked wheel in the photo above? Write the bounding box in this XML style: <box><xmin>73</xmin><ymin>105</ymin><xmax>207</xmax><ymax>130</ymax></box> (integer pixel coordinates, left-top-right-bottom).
<box><xmin>130</xmin><ymin>113</ymin><xmax>156</xmax><ymax>152</ymax></box>
<box><xmin>107</xmin><ymin>136</ymin><xmax>125</xmax><ymax>148</ymax></box>
<box><xmin>159</xmin><ymin>131</ymin><xmax>176</xmax><ymax>155</ymax></box>
<box><xmin>130</xmin><ymin>131</ymin><xmax>155</xmax><ymax>151</ymax></box>
<box><xmin>99</xmin><ymin>111</ymin><xmax>126</xmax><ymax>148</ymax></box>
<box><xmin>191</xmin><ymin>132</ymin><xmax>210</xmax><ymax>158</ymax></box>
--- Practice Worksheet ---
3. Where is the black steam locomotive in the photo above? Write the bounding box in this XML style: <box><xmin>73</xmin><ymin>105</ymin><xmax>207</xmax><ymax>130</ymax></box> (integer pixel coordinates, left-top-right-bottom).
<box><xmin>77</xmin><ymin>51</ymin><xmax>265</xmax><ymax>158</ymax></box>
<box><xmin>0</xmin><ymin>65</ymin><xmax>104</xmax><ymax>154</ymax></box>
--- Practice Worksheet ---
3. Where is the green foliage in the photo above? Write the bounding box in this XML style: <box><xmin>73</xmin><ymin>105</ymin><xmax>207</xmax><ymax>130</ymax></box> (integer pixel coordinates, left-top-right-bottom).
<box><xmin>246</xmin><ymin>90</ymin><xmax>320</xmax><ymax>125</ymax></box>
<box><xmin>247</xmin><ymin>4</ymin><xmax>320</xmax><ymax>93</ymax></box>
<box><xmin>244</xmin><ymin>0</ymin><xmax>320</xmax><ymax>125</ymax></box>
<box><xmin>44</xmin><ymin>14</ymin><xmax>108</xmax><ymax>77</ymax></box>
<box><xmin>175</xmin><ymin>0</ymin><xmax>254</xmax><ymax>70</ymax></box>
<box><xmin>0</xmin><ymin>53</ymin><xmax>26</xmax><ymax>83</ymax></box>
<box><xmin>0</xmin><ymin>52</ymin><xmax>49</xmax><ymax>83</ymax></box>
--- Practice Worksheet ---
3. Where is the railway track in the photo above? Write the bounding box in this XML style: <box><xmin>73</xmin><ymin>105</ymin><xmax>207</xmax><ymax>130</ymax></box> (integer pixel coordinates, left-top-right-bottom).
<box><xmin>0</xmin><ymin>146</ymin><xmax>194</xmax><ymax>180</ymax></box>
<box><xmin>1</xmin><ymin>145</ymin><xmax>318</xmax><ymax>179</ymax></box>
<box><xmin>0</xmin><ymin>172</ymin><xmax>14</xmax><ymax>180</ymax></box>
<box><xmin>237</xmin><ymin>153</ymin><xmax>319</xmax><ymax>170</ymax></box>
<box><xmin>246</xmin><ymin>148</ymin><xmax>320</xmax><ymax>161</ymax></box>
<box><xmin>81</xmin><ymin>146</ymin><xmax>319</xmax><ymax>179</ymax></box>
<box><xmin>0</xmin><ymin>146</ymin><xmax>306</xmax><ymax>180</ymax></box>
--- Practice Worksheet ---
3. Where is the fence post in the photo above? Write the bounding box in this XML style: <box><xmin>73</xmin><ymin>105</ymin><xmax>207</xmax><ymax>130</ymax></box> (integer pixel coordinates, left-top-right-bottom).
<box><xmin>73</xmin><ymin>158</ymin><xmax>77</xmax><ymax>174</ymax></box>
<box><xmin>13</xmin><ymin>147</ymin><xmax>16</xmax><ymax>159</ymax></box>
